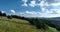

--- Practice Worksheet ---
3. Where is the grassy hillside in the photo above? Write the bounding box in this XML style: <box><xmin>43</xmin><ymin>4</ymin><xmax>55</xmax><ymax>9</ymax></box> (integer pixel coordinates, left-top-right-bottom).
<box><xmin>0</xmin><ymin>16</ymin><xmax>44</xmax><ymax>32</ymax></box>
<box><xmin>0</xmin><ymin>16</ymin><xmax>59</xmax><ymax>32</ymax></box>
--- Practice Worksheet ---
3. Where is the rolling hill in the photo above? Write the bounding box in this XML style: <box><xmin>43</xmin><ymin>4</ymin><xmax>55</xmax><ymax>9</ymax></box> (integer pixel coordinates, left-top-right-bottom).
<box><xmin>0</xmin><ymin>16</ymin><xmax>44</xmax><ymax>32</ymax></box>
<box><xmin>0</xmin><ymin>16</ymin><xmax>59</xmax><ymax>32</ymax></box>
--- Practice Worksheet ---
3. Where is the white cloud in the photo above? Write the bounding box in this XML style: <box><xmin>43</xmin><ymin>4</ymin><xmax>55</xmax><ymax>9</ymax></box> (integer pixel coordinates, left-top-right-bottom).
<box><xmin>21</xmin><ymin>0</ymin><xmax>60</xmax><ymax>18</ymax></box>
<box><xmin>22</xmin><ymin>0</ymin><xmax>27</xmax><ymax>2</ymax></box>
<box><xmin>38</xmin><ymin>0</ymin><xmax>45</xmax><ymax>7</ymax></box>
<box><xmin>22</xmin><ymin>0</ymin><xmax>28</xmax><ymax>6</ymax></box>
<box><xmin>22</xmin><ymin>3</ymin><xmax>28</xmax><ymax>6</ymax></box>
<box><xmin>1</xmin><ymin>11</ymin><xmax>5</xmax><ymax>13</ymax></box>
<box><xmin>45</xmin><ymin>0</ymin><xmax>60</xmax><ymax>6</ymax></box>
<box><xmin>44</xmin><ymin>2</ymin><xmax>50</xmax><ymax>6</ymax></box>
<box><xmin>41</xmin><ymin>7</ymin><xmax>45</xmax><ymax>12</ymax></box>
<box><xmin>20</xmin><ymin>11</ymin><xmax>41</xmax><ymax>17</ymax></box>
<box><xmin>22</xmin><ymin>0</ymin><xmax>49</xmax><ymax>7</ymax></box>
<box><xmin>22</xmin><ymin>0</ymin><xmax>60</xmax><ymax>7</ymax></box>
<box><xmin>25</xmin><ymin>11</ymin><xmax>38</xmax><ymax>15</ymax></box>
<box><xmin>11</xmin><ymin>10</ymin><xmax>15</xmax><ymax>13</ymax></box>
<box><xmin>50</xmin><ymin>2</ymin><xmax>60</xmax><ymax>6</ymax></box>
<box><xmin>19</xmin><ymin>9</ymin><xmax>60</xmax><ymax>18</ymax></box>
<box><xmin>29</xmin><ymin>0</ymin><xmax>36</xmax><ymax>7</ymax></box>
<box><xmin>50</xmin><ymin>9</ymin><xmax>60</xmax><ymax>14</ymax></box>
<box><xmin>35</xmin><ymin>0</ymin><xmax>49</xmax><ymax>7</ymax></box>
<box><xmin>46</xmin><ymin>0</ymin><xmax>60</xmax><ymax>3</ymax></box>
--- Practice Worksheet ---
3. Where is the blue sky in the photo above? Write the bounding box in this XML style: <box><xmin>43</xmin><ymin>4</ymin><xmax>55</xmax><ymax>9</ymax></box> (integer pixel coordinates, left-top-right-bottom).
<box><xmin>0</xmin><ymin>0</ymin><xmax>41</xmax><ymax>13</ymax></box>
<box><xmin>0</xmin><ymin>0</ymin><xmax>60</xmax><ymax>18</ymax></box>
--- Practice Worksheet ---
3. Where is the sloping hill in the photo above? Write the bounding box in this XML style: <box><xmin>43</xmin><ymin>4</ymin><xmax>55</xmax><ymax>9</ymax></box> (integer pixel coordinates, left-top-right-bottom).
<box><xmin>0</xmin><ymin>16</ymin><xmax>59</xmax><ymax>32</ymax></box>
<box><xmin>0</xmin><ymin>16</ymin><xmax>43</xmax><ymax>32</ymax></box>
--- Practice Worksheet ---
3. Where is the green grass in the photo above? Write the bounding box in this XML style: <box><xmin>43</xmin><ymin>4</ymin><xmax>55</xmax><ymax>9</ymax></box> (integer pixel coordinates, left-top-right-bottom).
<box><xmin>45</xmin><ymin>26</ymin><xmax>58</xmax><ymax>32</ymax></box>
<box><xmin>0</xmin><ymin>17</ymin><xmax>44</xmax><ymax>32</ymax></box>
<box><xmin>0</xmin><ymin>16</ymin><xmax>59</xmax><ymax>32</ymax></box>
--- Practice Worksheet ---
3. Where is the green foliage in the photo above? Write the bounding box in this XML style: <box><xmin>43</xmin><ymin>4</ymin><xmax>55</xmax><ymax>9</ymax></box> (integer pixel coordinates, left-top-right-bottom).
<box><xmin>0</xmin><ymin>11</ymin><xmax>6</xmax><ymax>16</ymax></box>
<box><xmin>45</xmin><ymin>26</ymin><xmax>58</xmax><ymax>32</ymax></box>
<box><xmin>2</xmin><ymin>13</ymin><xmax>6</xmax><ymax>16</ymax></box>
<box><xmin>7</xmin><ymin>15</ymin><xmax>12</xmax><ymax>19</ymax></box>
<box><xmin>43</xmin><ymin>20</ymin><xmax>60</xmax><ymax>31</ymax></box>
<box><xmin>0</xmin><ymin>11</ymin><xmax>2</xmax><ymax>16</ymax></box>
<box><xmin>26</xmin><ymin>18</ymin><xmax>48</xmax><ymax>29</ymax></box>
<box><xmin>0</xmin><ymin>17</ymin><xmax>43</xmax><ymax>32</ymax></box>
<box><xmin>28</xmin><ymin>18</ymin><xmax>35</xmax><ymax>25</ymax></box>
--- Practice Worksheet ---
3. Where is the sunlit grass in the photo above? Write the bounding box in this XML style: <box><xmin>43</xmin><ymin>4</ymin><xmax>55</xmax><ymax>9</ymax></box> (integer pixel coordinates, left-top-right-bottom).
<box><xmin>0</xmin><ymin>16</ymin><xmax>43</xmax><ymax>32</ymax></box>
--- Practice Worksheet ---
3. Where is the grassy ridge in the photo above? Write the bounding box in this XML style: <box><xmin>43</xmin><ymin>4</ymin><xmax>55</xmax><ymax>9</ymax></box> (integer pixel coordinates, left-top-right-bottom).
<box><xmin>0</xmin><ymin>16</ymin><xmax>59</xmax><ymax>32</ymax></box>
<box><xmin>0</xmin><ymin>17</ymin><xmax>44</xmax><ymax>32</ymax></box>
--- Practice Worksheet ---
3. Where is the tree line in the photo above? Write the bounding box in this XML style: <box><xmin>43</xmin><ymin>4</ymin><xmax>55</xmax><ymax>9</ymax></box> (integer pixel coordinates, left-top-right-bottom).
<box><xmin>0</xmin><ymin>11</ymin><xmax>6</xmax><ymax>16</ymax></box>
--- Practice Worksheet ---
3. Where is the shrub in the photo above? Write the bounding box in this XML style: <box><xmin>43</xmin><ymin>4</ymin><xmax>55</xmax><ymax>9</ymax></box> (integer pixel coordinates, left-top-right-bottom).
<box><xmin>34</xmin><ymin>19</ymin><xmax>47</xmax><ymax>29</ymax></box>
<box><xmin>7</xmin><ymin>15</ymin><xmax>12</xmax><ymax>19</ymax></box>
<box><xmin>27</xmin><ymin>18</ymin><xmax>35</xmax><ymax>25</ymax></box>
<box><xmin>0</xmin><ymin>11</ymin><xmax>6</xmax><ymax>16</ymax></box>
<box><xmin>2</xmin><ymin>13</ymin><xmax>6</xmax><ymax>16</ymax></box>
<box><xmin>27</xmin><ymin>18</ymin><xmax>48</xmax><ymax>29</ymax></box>
<box><xmin>46</xmin><ymin>27</ymin><xmax>58</xmax><ymax>32</ymax></box>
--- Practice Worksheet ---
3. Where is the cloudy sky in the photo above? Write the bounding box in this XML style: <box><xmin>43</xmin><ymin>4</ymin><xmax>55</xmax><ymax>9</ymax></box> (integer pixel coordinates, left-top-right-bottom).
<box><xmin>0</xmin><ymin>0</ymin><xmax>60</xmax><ymax>18</ymax></box>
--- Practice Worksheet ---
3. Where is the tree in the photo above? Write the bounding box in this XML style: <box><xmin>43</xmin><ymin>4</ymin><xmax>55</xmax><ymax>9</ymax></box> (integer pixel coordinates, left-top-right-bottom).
<box><xmin>7</xmin><ymin>15</ymin><xmax>12</xmax><ymax>19</ymax></box>
<box><xmin>0</xmin><ymin>11</ymin><xmax>6</xmax><ymax>16</ymax></box>
<box><xmin>0</xmin><ymin>11</ymin><xmax>2</xmax><ymax>16</ymax></box>
<box><xmin>2</xmin><ymin>13</ymin><xmax>6</xmax><ymax>16</ymax></box>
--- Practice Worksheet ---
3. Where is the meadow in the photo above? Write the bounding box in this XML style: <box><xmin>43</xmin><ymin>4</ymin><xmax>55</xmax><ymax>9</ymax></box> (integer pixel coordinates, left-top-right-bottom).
<box><xmin>0</xmin><ymin>16</ymin><xmax>44</xmax><ymax>32</ymax></box>
<box><xmin>0</xmin><ymin>16</ymin><xmax>59</xmax><ymax>32</ymax></box>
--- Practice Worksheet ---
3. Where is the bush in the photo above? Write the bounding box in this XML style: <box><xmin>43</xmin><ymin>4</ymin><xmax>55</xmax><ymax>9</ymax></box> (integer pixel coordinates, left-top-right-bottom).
<box><xmin>27</xmin><ymin>18</ymin><xmax>48</xmax><ymax>29</ymax></box>
<box><xmin>0</xmin><ymin>11</ymin><xmax>6</xmax><ymax>16</ymax></box>
<box><xmin>2</xmin><ymin>13</ymin><xmax>6</xmax><ymax>16</ymax></box>
<box><xmin>27</xmin><ymin>18</ymin><xmax>36</xmax><ymax>25</ymax></box>
<box><xmin>46</xmin><ymin>27</ymin><xmax>58</xmax><ymax>32</ymax></box>
<box><xmin>34</xmin><ymin>19</ymin><xmax>47</xmax><ymax>29</ymax></box>
<box><xmin>7</xmin><ymin>15</ymin><xmax>12</xmax><ymax>19</ymax></box>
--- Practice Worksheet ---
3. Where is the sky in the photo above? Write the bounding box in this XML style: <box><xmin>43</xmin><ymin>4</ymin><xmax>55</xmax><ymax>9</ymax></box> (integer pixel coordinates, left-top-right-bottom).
<box><xmin>0</xmin><ymin>0</ymin><xmax>60</xmax><ymax>18</ymax></box>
